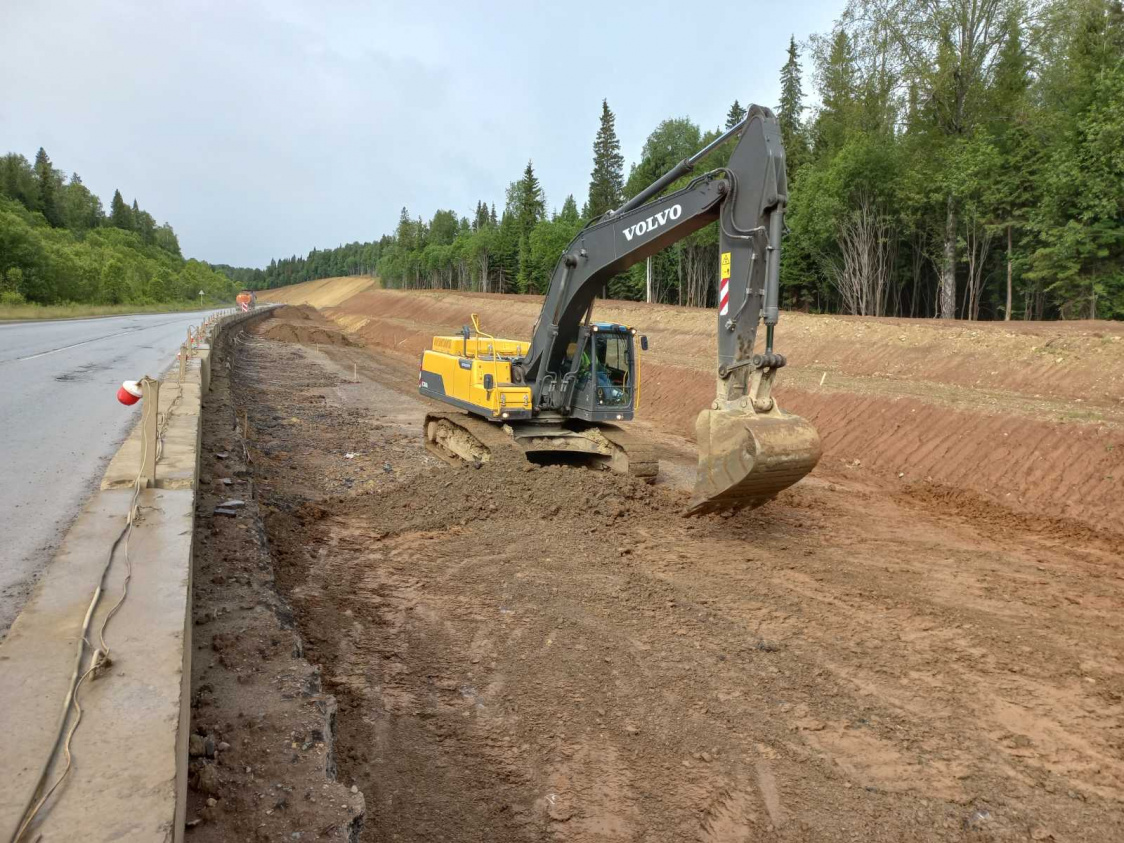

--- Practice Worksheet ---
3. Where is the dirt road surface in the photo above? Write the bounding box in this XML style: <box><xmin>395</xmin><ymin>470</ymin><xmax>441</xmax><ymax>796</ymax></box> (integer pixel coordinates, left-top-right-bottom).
<box><xmin>188</xmin><ymin>304</ymin><xmax>1123</xmax><ymax>842</ymax></box>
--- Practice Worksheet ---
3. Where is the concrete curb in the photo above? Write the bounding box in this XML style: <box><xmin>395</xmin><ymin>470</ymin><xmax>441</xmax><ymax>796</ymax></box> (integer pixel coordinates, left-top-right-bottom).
<box><xmin>0</xmin><ymin>306</ymin><xmax>275</xmax><ymax>843</ymax></box>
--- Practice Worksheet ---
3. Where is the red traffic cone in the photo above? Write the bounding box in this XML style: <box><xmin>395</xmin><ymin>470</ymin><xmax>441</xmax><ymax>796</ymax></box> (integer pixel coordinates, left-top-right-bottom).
<box><xmin>117</xmin><ymin>380</ymin><xmax>143</xmax><ymax>406</ymax></box>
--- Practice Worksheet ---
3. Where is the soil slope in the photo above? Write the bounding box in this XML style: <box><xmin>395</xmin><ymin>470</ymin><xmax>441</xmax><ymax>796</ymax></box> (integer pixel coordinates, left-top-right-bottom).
<box><xmin>318</xmin><ymin>288</ymin><xmax>1124</xmax><ymax>532</ymax></box>
<box><xmin>257</xmin><ymin>275</ymin><xmax>380</xmax><ymax>309</ymax></box>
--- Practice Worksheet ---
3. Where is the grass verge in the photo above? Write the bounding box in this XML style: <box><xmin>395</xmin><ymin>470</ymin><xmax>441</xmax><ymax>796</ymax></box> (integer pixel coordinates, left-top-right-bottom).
<box><xmin>0</xmin><ymin>301</ymin><xmax>228</xmax><ymax>321</ymax></box>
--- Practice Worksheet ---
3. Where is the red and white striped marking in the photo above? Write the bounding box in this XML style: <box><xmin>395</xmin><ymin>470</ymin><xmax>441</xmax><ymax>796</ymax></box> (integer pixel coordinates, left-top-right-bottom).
<box><xmin>719</xmin><ymin>277</ymin><xmax>730</xmax><ymax>315</ymax></box>
<box><xmin>239</xmin><ymin>301</ymin><xmax>249</xmax><ymax>312</ymax></box>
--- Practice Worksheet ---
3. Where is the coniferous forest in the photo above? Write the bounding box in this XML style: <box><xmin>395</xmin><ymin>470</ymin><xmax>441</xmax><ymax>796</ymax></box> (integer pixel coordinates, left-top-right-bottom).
<box><xmin>0</xmin><ymin>150</ymin><xmax>236</xmax><ymax>307</ymax></box>
<box><xmin>238</xmin><ymin>0</ymin><xmax>1124</xmax><ymax>321</ymax></box>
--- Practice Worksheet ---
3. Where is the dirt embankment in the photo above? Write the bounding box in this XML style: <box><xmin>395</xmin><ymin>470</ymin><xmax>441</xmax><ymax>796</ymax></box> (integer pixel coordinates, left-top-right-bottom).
<box><xmin>191</xmin><ymin>306</ymin><xmax>1124</xmax><ymax>842</ymax></box>
<box><xmin>252</xmin><ymin>304</ymin><xmax>356</xmax><ymax>347</ymax></box>
<box><xmin>257</xmin><ymin>275</ymin><xmax>379</xmax><ymax>309</ymax></box>
<box><xmin>318</xmin><ymin>288</ymin><xmax>1124</xmax><ymax>532</ymax></box>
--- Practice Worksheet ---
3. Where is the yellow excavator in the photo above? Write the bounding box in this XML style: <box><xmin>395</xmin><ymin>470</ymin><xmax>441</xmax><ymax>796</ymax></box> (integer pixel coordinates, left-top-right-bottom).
<box><xmin>419</xmin><ymin>104</ymin><xmax>821</xmax><ymax>513</ymax></box>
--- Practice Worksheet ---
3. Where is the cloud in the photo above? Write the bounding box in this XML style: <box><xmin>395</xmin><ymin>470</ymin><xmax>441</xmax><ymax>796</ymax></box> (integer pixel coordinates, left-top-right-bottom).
<box><xmin>0</xmin><ymin>0</ymin><xmax>838</xmax><ymax>266</ymax></box>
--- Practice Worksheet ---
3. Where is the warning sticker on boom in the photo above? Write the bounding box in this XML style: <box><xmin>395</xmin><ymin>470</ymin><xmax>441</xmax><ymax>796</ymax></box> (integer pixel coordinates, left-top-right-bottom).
<box><xmin>719</xmin><ymin>252</ymin><xmax>732</xmax><ymax>315</ymax></box>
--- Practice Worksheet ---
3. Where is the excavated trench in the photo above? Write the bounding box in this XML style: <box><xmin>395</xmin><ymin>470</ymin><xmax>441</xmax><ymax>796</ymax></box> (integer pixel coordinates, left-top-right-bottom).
<box><xmin>188</xmin><ymin>308</ymin><xmax>1124</xmax><ymax>842</ymax></box>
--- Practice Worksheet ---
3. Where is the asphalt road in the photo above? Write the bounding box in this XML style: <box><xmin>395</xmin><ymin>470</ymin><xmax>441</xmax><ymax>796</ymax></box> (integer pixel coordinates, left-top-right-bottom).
<box><xmin>0</xmin><ymin>309</ymin><xmax>220</xmax><ymax>639</ymax></box>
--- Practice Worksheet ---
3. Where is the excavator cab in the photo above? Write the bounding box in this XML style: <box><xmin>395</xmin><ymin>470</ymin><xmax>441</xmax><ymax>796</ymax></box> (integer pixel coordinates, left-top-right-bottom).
<box><xmin>560</xmin><ymin>323</ymin><xmax>638</xmax><ymax>421</ymax></box>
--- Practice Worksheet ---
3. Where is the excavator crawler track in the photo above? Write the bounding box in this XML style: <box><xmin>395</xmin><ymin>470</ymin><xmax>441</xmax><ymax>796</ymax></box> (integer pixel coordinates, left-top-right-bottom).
<box><xmin>597</xmin><ymin>424</ymin><xmax>659</xmax><ymax>481</ymax></box>
<box><xmin>424</xmin><ymin>412</ymin><xmax>518</xmax><ymax>468</ymax></box>
<box><xmin>423</xmin><ymin>412</ymin><xmax>659</xmax><ymax>480</ymax></box>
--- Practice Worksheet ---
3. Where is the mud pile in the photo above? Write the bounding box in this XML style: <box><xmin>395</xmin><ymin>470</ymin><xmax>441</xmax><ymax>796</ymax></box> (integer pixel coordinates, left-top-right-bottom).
<box><xmin>302</xmin><ymin>458</ymin><xmax>682</xmax><ymax>541</ymax></box>
<box><xmin>252</xmin><ymin>304</ymin><xmax>355</xmax><ymax>346</ymax></box>
<box><xmin>257</xmin><ymin>322</ymin><xmax>354</xmax><ymax>346</ymax></box>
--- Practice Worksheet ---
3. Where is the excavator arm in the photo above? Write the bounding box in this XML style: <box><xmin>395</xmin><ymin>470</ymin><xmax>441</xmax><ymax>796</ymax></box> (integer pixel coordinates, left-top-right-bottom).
<box><xmin>517</xmin><ymin>171</ymin><xmax>723</xmax><ymax>399</ymax></box>
<box><xmin>519</xmin><ymin>105</ymin><xmax>784</xmax><ymax>408</ymax></box>
<box><xmin>514</xmin><ymin>104</ymin><xmax>821</xmax><ymax>512</ymax></box>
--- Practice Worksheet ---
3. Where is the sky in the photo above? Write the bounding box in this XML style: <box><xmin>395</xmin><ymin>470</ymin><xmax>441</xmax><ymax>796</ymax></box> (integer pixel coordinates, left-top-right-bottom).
<box><xmin>0</xmin><ymin>0</ymin><xmax>840</xmax><ymax>268</ymax></box>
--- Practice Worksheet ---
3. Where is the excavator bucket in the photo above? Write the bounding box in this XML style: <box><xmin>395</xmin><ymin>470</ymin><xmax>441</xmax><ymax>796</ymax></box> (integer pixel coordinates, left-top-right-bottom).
<box><xmin>687</xmin><ymin>407</ymin><xmax>822</xmax><ymax>515</ymax></box>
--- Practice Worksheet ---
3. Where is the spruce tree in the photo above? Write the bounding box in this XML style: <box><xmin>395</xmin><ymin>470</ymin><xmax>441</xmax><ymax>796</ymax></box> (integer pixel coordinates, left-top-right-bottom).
<box><xmin>586</xmin><ymin>99</ymin><xmax>625</xmax><ymax>219</ymax></box>
<box><xmin>778</xmin><ymin>36</ymin><xmax>808</xmax><ymax>172</ymax></box>
<box><xmin>814</xmin><ymin>29</ymin><xmax>855</xmax><ymax>154</ymax></box>
<box><xmin>560</xmin><ymin>194</ymin><xmax>579</xmax><ymax>223</ymax></box>
<box><xmin>110</xmin><ymin>189</ymin><xmax>133</xmax><ymax>230</ymax></box>
<box><xmin>473</xmin><ymin>200</ymin><xmax>490</xmax><ymax>230</ymax></box>
<box><xmin>33</xmin><ymin>147</ymin><xmax>62</xmax><ymax>227</ymax></box>
<box><xmin>516</xmin><ymin>161</ymin><xmax>546</xmax><ymax>236</ymax></box>
<box><xmin>396</xmin><ymin>207</ymin><xmax>415</xmax><ymax>251</ymax></box>
<box><xmin>726</xmin><ymin>99</ymin><xmax>747</xmax><ymax>129</ymax></box>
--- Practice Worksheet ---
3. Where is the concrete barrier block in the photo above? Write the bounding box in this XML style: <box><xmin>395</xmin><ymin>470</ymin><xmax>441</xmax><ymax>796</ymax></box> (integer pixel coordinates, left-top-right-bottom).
<box><xmin>101</xmin><ymin>381</ymin><xmax>202</xmax><ymax>491</ymax></box>
<box><xmin>0</xmin><ymin>487</ymin><xmax>195</xmax><ymax>842</ymax></box>
<box><xmin>197</xmin><ymin>346</ymin><xmax>211</xmax><ymax>393</ymax></box>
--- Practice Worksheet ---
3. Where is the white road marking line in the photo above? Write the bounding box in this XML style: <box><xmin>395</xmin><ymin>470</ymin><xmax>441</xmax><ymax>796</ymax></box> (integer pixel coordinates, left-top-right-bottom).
<box><xmin>0</xmin><ymin>317</ymin><xmax>196</xmax><ymax>365</ymax></box>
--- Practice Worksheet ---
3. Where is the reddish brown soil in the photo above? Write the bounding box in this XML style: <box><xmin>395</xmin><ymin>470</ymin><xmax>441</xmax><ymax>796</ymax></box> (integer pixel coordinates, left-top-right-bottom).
<box><xmin>253</xmin><ymin>305</ymin><xmax>355</xmax><ymax>347</ymax></box>
<box><xmin>323</xmin><ymin>290</ymin><xmax>1124</xmax><ymax>532</ymax></box>
<box><xmin>326</xmin><ymin>289</ymin><xmax>1124</xmax><ymax>402</ymax></box>
<box><xmin>191</xmin><ymin>306</ymin><xmax>1124</xmax><ymax>842</ymax></box>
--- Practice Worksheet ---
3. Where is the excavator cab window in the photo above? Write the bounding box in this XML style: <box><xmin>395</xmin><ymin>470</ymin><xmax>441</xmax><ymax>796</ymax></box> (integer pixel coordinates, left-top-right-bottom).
<box><xmin>593</xmin><ymin>333</ymin><xmax>630</xmax><ymax>408</ymax></box>
<box><xmin>562</xmin><ymin>340</ymin><xmax>591</xmax><ymax>381</ymax></box>
<box><xmin>558</xmin><ymin>329</ymin><xmax>631</xmax><ymax>414</ymax></box>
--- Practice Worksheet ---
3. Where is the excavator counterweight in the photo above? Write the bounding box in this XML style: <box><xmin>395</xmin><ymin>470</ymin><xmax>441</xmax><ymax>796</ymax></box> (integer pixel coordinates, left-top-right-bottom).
<box><xmin>418</xmin><ymin>104</ymin><xmax>820</xmax><ymax>513</ymax></box>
